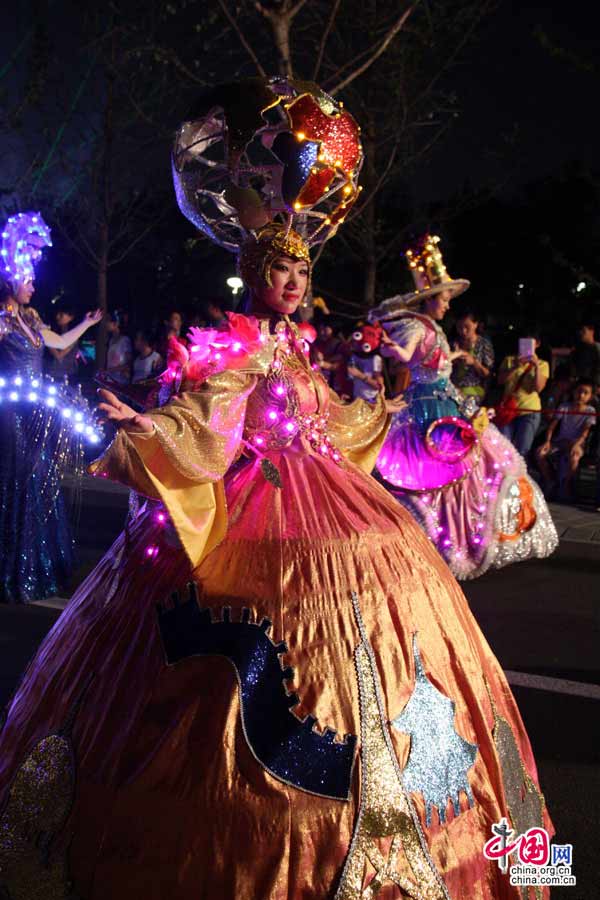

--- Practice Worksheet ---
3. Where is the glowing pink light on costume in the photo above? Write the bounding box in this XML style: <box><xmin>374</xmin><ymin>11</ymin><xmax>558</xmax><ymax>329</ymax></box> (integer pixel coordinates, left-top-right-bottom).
<box><xmin>156</xmin><ymin>512</ymin><xmax>166</xmax><ymax>524</ymax></box>
<box><xmin>274</xmin><ymin>384</ymin><xmax>286</xmax><ymax>396</ymax></box>
<box><xmin>284</xmin><ymin>420</ymin><xmax>296</xmax><ymax>433</ymax></box>
<box><xmin>145</xmin><ymin>545</ymin><xmax>159</xmax><ymax>558</ymax></box>
<box><xmin>254</xmin><ymin>435</ymin><xmax>265</xmax><ymax>446</ymax></box>
<box><xmin>267</xmin><ymin>410</ymin><xmax>279</xmax><ymax>422</ymax></box>
<box><xmin>232</xmin><ymin>341</ymin><xmax>242</xmax><ymax>352</ymax></box>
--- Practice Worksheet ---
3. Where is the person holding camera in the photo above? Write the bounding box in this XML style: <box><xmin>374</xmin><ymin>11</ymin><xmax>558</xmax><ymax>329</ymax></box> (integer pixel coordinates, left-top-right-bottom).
<box><xmin>496</xmin><ymin>334</ymin><xmax>549</xmax><ymax>457</ymax></box>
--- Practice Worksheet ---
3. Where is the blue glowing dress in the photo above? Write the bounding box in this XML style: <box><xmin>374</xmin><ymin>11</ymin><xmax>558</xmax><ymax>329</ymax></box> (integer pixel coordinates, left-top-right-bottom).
<box><xmin>0</xmin><ymin>305</ymin><xmax>92</xmax><ymax>603</ymax></box>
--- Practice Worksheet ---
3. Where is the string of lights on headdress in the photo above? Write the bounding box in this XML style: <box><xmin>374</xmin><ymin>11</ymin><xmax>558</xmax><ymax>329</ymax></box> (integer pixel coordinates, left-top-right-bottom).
<box><xmin>1</xmin><ymin>212</ymin><xmax>52</xmax><ymax>285</ymax></box>
<box><xmin>172</xmin><ymin>76</ymin><xmax>364</xmax><ymax>253</ymax></box>
<box><xmin>405</xmin><ymin>234</ymin><xmax>448</xmax><ymax>294</ymax></box>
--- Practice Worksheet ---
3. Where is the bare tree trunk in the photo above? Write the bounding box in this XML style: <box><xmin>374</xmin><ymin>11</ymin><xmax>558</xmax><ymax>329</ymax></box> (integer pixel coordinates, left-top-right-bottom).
<box><xmin>271</xmin><ymin>13</ymin><xmax>293</xmax><ymax>77</ymax></box>
<box><xmin>362</xmin><ymin>123</ymin><xmax>378</xmax><ymax>307</ymax></box>
<box><xmin>95</xmin><ymin>221</ymin><xmax>109</xmax><ymax>369</ymax></box>
<box><xmin>95</xmin><ymin>50</ymin><xmax>114</xmax><ymax>371</ymax></box>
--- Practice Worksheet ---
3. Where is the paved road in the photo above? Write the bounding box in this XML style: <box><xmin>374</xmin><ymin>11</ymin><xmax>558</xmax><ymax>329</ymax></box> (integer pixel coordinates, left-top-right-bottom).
<box><xmin>0</xmin><ymin>477</ymin><xmax>598</xmax><ymax>898</ymax></box>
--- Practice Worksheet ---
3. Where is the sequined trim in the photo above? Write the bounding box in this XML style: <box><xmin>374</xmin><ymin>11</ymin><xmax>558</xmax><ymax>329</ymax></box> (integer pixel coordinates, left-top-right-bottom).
<box><xmin>335</xmin><ymin>594</ymin><xmax>450</xmax><ymax>900</ymax></box>
<box><xmin>485</xmin><ymin>679</ymin><xmax>545</xmax><ymax>900</ymax></box>
<box><xmin>157</xmin><ymin>584</ymin><xmax>357</xmax><ymax>800</ymax></box>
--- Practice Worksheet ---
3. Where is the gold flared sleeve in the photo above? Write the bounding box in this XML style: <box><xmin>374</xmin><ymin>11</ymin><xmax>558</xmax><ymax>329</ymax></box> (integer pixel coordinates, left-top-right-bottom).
<box><xmin>89</xmin><ymin>371</ymin><xmax>257</xmax><ymax>567</ymax></box>
<box><xmin>327</xmin><ymin>390</ymin><xmax>391</xmax><ymax>473</ymax></box>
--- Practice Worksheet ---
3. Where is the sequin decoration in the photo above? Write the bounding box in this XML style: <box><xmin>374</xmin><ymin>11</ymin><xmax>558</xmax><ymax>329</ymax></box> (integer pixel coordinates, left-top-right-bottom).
<box><xmin>498</xmin><ymin>477</ymin><xmax>537</xmax><ymax>542</ymax></box>
<box><xmin>272</xmin><ymin>132</ymin><xmax>321</xmax><ymax>208</ymax></box>
<box><xmin>0</xmin><ymin>678</ymin><xmax>92</xmax><ymax>900</ymax></box>
<box><xmin>485</xmin><ymin>680</ymin><xmax>546</xmax><ymax>900</ymax></box>
<box><xmin>260</xmin><ymin>457</ymin><xmax>283</xmax><ymax>488</ymax></box>
<box><xmin>391</xmin><ymin>635</ymin><xmax>478</xmax><ymax>826</ymax></box>
<box><xmin>335</xmin><ymin>594</ymin><xmax>449</xmax><ymax>900</ymax></box>
<box><xmin>157</xmin><ymin>583</ymin><xmax>357</xmax><ymax>800</ymax></box>
<box><xmin>172</xmin><ymin>77</ymin><xmax>363</xmax><ymax>251</ymax></box>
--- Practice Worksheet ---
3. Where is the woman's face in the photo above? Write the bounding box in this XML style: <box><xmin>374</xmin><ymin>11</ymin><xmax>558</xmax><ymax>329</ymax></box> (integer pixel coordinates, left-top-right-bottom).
<box><xmin>15</xmin><ymin>280</ymin><xmax>35</xmax><ymax>305</ymax></box>
<box><xmin>456</xmin><ymin>315</ymin><xmax>478</xmax><ymax>343</ymax></box>
<box><xmin>424</xmin><ymin>289</ymin><xmax>452</xmax><ymax>321</ymax></box>
<box><xmin>255</xmin><ymin>256</ymin><xmax>309</xmax><ymax>316</ymax></box>
<box><xmin>56</xmin><ymin>311</ymin><xmax>75</xmax><ymax>329</ymax></box>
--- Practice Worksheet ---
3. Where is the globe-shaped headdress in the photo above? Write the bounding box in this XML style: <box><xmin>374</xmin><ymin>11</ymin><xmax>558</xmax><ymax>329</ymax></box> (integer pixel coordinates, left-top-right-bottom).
<box><xmin>172</xmin><ymin>76</ymin><xmax>363</xmax><ymax>264</ymax></box>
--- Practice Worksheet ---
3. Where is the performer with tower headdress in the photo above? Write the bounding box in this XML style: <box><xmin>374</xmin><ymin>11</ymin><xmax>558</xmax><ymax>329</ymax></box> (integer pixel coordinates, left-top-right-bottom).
<box><xmin>371</xmin><ymin>234</ymin><xmax>558</xmax><ymax>580</ymax></box>
<box><xmin>0</xmin><ymin>84</ymin><xmax>551</xmax><ymax>898</ymax></box>
<box><xmin>0</xmin><ymin>212</ymin><xmax>103</xmax><ymax>603</ymax></box>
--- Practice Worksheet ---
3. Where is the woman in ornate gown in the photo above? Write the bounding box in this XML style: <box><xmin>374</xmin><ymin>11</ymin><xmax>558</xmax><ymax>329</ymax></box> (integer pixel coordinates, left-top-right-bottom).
<box><xmin>0</xmin><ymin>223</ymin><xmax>552</xmax><ymax>900</ymax></box>
<box><xmin>0</xmin><ymin>212</ymin><xmax>103</xmax><ymax>603</ymax></box>
<box><xmin>373</xmin><ymin>234</ymin><xmax>558</xmax><ymax>581</ymax></box>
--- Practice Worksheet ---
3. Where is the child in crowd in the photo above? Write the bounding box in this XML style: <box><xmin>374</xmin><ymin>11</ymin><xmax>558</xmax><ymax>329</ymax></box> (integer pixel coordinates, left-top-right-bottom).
<box><xmin>347</xmin><ymin>323</ymin><xmax>385</xmax><ymax>403</ymax></box>
<box><xmin>132</xmin><ymin>330</ymin><xmax>163</xmax><ymax>382</ymax></box>
<box><xmin>535</xmin><ymin>378</ymin><xmax>596</xmax><ymax>501</ymax></box>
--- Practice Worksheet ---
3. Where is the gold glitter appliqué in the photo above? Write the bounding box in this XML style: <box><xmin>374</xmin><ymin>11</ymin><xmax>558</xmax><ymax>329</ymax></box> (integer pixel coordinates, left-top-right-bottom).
<box><xmin>0</xmin><ymin>680</ymin><xmax>92</xmax><ymax>900</ymax></box>
<box><xmin>485</xmin><ymin>679</ymin><xmax>546</xmax><ymax>900</ymax></box>
<box><xmin>260</xmin><ymin>457</ymin><xmax>283</xmax><ymax>488</ymax></box>
<box><xmin>335</xmin><ymin>594</ymin><xmax>450</xmax><ymax>900</ymax></box>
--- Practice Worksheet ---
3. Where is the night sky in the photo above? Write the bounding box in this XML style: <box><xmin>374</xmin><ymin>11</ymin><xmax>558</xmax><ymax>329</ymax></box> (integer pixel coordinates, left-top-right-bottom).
<box><xmin>3</xmin><ymin>0</ymin><xmax>600</xmax><ymax>323</ymax></box>
<box><xmin>424</xmin><ymin>0</ymin><xmax>600</xmax><ymax>197</ymax></box>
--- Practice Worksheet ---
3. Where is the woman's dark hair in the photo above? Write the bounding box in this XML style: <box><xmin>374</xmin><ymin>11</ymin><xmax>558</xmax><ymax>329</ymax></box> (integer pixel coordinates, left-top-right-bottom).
<box><xmin>0</xmin><ymin>277</ymin><xmax>14</xmax><ymax>304</ymax></box>
<box><xmin>55</xmin><ymin>302</ymin><xmax>76</xmax><ymax>319</ymax></box>
<box><xmin>456</xmin><ymin>309</ymin><xmax>481</xmax><ymax>324</ymax></box>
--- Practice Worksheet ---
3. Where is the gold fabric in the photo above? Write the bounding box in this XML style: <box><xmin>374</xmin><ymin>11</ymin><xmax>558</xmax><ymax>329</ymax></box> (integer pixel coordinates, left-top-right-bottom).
<box><xmin>90</xmin><ymin>339</ymin><xmax>390</xmax><ymax>566</ymax></box>
<box><xmin>89</xmin><ymin>371</ymin><xmax>257</xmax><ymax>567</ymax></box>
<box><xmin>327</xmin><ymin>389</ymin><xmax>390</xmax><ymax>473</ymax></box>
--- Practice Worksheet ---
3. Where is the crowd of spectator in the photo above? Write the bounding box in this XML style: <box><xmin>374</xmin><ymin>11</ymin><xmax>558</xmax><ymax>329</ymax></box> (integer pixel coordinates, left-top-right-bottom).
<box><xmin>42</xmin><ymin>296</ymin><xmax>600</xmax><ymax>510</ymax></box>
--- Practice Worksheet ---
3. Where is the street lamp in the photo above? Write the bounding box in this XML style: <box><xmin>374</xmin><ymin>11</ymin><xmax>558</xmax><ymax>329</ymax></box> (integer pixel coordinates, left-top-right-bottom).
<box><xmin>226</xmin><ymin>276</ymin><xmax>243</xmax><ymax>295</ymax></box>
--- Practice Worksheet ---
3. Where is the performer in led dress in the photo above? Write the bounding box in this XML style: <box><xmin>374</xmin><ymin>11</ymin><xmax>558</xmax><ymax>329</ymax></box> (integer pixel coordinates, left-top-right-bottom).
<box><xmin>0</xmin><ymin>212</ymin><xmax>103</xmax><ymax>603</ymax></box>
<box><xmin>0</xmin><ymin>83</ymin><xmax>551</xmax><ymax>899</ymax></box>
<box><xmin>372</xmin><ymin>234</ymin><xmax>558</xmax><ymax>580</ymax></box>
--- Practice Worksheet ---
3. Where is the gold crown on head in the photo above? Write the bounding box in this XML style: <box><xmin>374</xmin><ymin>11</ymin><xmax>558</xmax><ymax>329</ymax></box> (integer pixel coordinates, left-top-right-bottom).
<box><xmin>403</xmin><ymin>233</ymin><xmax>469</xmax><ymax>305</ymax></box>
<box><xmin>238</xmin><ymin>224</ymin><xmax>311</xmax><ymax>288</ymax></box>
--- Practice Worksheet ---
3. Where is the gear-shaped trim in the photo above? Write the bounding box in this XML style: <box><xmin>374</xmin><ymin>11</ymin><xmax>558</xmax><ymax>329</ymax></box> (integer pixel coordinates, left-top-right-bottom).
<box><xmin>157</xmin><ymin>583</ymin><xmax>357</xmax><ymax>800</ymax></box>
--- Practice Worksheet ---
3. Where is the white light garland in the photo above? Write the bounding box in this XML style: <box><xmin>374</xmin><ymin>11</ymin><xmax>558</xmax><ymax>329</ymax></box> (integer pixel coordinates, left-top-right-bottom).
<box><xmin>0</xmin><ymin>371</ymin><xmax>103</xmax><ymax>444</ymax></box>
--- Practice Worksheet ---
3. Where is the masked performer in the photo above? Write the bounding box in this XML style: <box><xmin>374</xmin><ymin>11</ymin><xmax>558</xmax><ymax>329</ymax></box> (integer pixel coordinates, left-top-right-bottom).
<box><xmin>0</xmin><ymin>84</ymin><xmax>551</xmax><ymax>899</ymax></box>
<box><xmin>373</xmin><ymin>234</ymin><xmax>557</xmax><ymax>580</ymax></box>
<box><xmin>0</xmin><ymin>212</ymin><xmax>103</xmax><ymax>603</ymax></box>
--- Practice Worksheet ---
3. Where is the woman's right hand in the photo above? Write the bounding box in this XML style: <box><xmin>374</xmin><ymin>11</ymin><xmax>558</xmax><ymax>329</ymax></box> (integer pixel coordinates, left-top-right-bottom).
<box><xmin>97</xmin><ymin>389</ymin><xmax>154</xmax><ymax>433</ymax></box>
<box><xmin>84</xmin><ymin>309</ymin><xmax>103</xmax><ymax>327</ymax></box>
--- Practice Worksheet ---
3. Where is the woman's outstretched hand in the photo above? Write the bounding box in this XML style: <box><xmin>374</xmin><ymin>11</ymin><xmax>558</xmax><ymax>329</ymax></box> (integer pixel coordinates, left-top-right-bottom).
<box><xmin>97</xmin><ymin>389</ymin><xmax>154</xmax><ymax>433</ymax></box>
<box><xmin>84</xmin><ymin>309</ymin><xmax>103</xmax><ymax>326</ymax></box>
<box><xmin>384</xmin><ymin>395</ymin><xmax>408</xmax><ymax>415</ymax></box>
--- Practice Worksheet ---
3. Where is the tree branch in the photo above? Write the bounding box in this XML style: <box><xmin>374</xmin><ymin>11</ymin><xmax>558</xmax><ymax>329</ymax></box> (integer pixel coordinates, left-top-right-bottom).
<box><xmin>312</xmin><ymin>0</ymin><xmax>342</xmax><ymax>81</ymax></box>
<box><xmin>330</xmin><ymin>5</ymin><xmax>416</xmax><ymax>96</ymax></box>
<box><xmin>218</xmin><ymin>0</ymin><xmax>267</xmax><ymax>77</ymax></box>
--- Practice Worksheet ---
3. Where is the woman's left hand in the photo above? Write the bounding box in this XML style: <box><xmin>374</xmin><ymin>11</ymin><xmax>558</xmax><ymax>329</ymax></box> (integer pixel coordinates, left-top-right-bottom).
<box><xmin>84</xmin><ymin>309</ymin><xmax>103</xmax><ymax>326</ymax></box>
<box><xmin>385</xmin><ymin>395</ymin><xmax>408</xmax><ymax>415</ymax></box>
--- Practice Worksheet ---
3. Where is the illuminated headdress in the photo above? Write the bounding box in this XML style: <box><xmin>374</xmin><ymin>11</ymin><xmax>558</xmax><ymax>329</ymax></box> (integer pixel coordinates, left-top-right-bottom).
<box><xmin>238</xmin><ymin>224</ymin><xmax>311</xmax><ymax>288</ymax></box>
<box><xmin>172</xmin><ymin>76</ymin><xmax>363</xmax><ymax>287</ymax></box>
<box><xmin>1</xmin><ymin>212</ymin><xmax>52</xmax><ymax>288</ymax></box>
<box><xmin>370</xmin><ymin>234</ymin><xmax>470</xmax><ymax>321</ymax></box>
